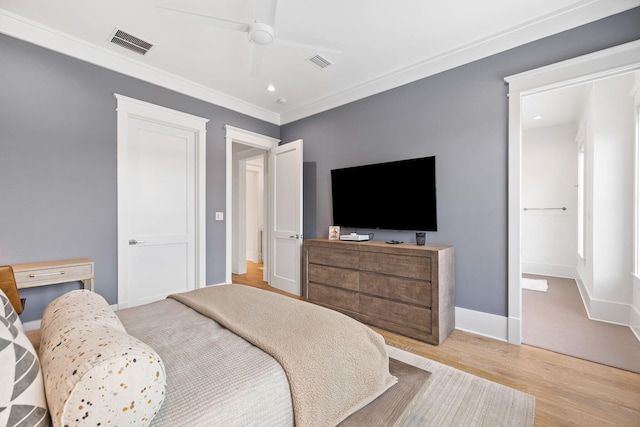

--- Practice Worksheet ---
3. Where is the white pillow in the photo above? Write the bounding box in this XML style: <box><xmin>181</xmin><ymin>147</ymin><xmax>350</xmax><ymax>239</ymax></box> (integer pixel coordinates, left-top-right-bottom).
<box><xmin>40</xmin><ymin>290</ymin><xmax>166</xmax><ymax>427</ymax></box>
<box><xmin>0</xmin><ymin>312</ymin><xmax>49</xmax><ymax>427</ymax></box>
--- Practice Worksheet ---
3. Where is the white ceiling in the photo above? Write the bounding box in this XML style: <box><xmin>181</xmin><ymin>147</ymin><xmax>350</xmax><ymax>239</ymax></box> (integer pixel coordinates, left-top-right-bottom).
<box><xmin>522</xmin><ymin>84</ymin><xmax>591</xmax><ymax>131</ymax></box>
<box><xmin>1</xmin><ymin>0</ymin><xmax>639</xmax><ymax>125</ymax></box>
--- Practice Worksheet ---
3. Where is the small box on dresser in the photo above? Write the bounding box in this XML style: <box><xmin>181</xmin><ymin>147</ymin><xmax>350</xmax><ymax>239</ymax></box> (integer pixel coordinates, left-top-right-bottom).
<box><xmin>303</xmin><ymin>238</ymin><xmax>454</xmax><ymax>345</ymax></box>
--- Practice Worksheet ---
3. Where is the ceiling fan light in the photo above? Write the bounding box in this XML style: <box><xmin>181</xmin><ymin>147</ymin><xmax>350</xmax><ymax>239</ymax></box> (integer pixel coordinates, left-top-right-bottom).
<box><xmin>249</xmin><ymin>22</ymin><xmax>274</xmax><ymax>45</ymax></box>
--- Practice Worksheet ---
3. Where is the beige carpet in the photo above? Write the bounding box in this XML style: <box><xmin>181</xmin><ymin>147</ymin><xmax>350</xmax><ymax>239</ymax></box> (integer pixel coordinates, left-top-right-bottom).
<box><xmin>522</xmin><ymin>274</ymin><xmax>640</xmax><ymax>373</ymax></box>
<box><xmin>388</xmin><ymin>346</ymin><xmax>535</xmax><ymax>426</ymax></box>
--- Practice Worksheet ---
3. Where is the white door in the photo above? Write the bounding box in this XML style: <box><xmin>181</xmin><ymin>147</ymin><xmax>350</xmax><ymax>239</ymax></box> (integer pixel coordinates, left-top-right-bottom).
<box><xmin>116</xmin><ymin>95</ymin><xmax>208</xmax><ymax>309</ymax></box>
<box><xmin>269</xmin><ymin>139</ymin><xmax>303</xmax><ymax>295</ymax></box>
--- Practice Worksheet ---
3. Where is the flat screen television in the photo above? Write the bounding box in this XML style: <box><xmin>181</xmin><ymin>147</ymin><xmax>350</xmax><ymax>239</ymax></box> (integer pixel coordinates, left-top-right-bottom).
<box><xmin>331</xmin><ymin>156</ymin><xmax>437</xmax><ymax>232</ymax></box>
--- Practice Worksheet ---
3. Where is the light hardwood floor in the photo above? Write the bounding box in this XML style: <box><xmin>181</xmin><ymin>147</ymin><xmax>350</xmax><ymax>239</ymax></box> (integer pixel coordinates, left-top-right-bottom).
<box><xmin>233</xmin><ymin>261</ymin><xmax>640</xmax><ymax>427</ymax></box>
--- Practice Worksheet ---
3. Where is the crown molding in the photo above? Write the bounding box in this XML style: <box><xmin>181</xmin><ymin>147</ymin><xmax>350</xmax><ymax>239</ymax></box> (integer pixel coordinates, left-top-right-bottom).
<box><xmin>0</xmin><ymin>9</ymin><xmax>281</xmax><ymax>125</ymax></box>
<box><xmin>279</xmin><ymin>0</ymin><xmax>640</xmax><ymax>124</ymax></box>
<box><xmin>2</xmin><ymin>1</ymin><xmax>639</xmax><ymax>126</ymax></box>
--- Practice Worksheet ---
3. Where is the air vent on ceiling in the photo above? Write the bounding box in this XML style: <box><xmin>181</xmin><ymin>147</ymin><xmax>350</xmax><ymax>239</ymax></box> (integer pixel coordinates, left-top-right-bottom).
<box><xmin>110</xmin><ymin>29</ymin><xmax>153</xmax><ymax>55</ymax></box>
<box><xmin>306</xmin><ymin>53</ymin><xmax>332</xmax><ymax>70</ymax></box>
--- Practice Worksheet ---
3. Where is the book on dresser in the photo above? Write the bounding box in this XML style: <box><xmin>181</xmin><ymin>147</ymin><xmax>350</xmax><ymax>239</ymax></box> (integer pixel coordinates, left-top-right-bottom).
<box><xmin>303</xmin><ymin>238</ymin><xmax>454</xmax><ymax>345</ymax></box>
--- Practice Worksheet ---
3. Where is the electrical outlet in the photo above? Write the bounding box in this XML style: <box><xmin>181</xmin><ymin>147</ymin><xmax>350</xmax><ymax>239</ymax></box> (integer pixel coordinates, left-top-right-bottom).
<box><xmin>215</xmin><ymin>212</ymin><xmax>224</xmax><ymax>221</ymax></box>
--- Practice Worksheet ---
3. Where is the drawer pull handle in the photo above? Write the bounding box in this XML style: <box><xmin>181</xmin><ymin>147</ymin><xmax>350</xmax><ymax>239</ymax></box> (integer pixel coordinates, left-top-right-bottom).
<box><xmin>29</xmin><ymin>271</ymin><xmax>65</xmax><ymax>278</ymax></box>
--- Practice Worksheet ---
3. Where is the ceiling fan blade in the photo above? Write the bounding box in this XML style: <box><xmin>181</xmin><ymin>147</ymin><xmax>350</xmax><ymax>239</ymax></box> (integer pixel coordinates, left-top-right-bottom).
<box><xmin>157</xmin><ymin>6</ymin><xmax>249</xmax><ymax>32</ymax></box>
<box><xmin>255</xmin><ymin>0</ymin><xmax>278</xmax><ymax>26</ymax></box>
<box><xmin>250</xmin><ymin>44</ymin><xmax>266</xmax><ymax>77</ymax></box>
<box><xmin>274</xmin><ymin>30</ymin><xmax>342</xmax><ymax>53</ymax></box>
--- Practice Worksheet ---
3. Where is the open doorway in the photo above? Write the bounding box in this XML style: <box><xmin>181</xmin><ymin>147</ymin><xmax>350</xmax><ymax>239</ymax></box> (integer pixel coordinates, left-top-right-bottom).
<box><xmin>520</xmin><ymin>75</ymin><xmax>640</xmax><ymax>373</ymax></box>
<box><xmin>506</xmin><ymin>40</ymin><xmax>640</xmax><ymax>346</ymax></box>
<box><xmin>224</xmin><ymin>125</ymin><xmax>279</xmax><ymax>284</ymax></box>
<box><xmin>224</xmin><ymin>125</ymin><xmax>305</xmax><ymax>296</ymax></box>
<box><xmin>231</xmin><ymin>144</ymin><xmax>267</xmax><ymax>280</ymax></box>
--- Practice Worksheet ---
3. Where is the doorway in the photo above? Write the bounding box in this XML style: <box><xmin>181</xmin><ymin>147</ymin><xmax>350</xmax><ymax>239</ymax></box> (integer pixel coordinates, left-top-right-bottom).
<box><xmin>519</xmin><ymin>76</ymin><xmax>640</xmax><ymax>372</ymax></box>
<box><xmin>224</xmin><ymin>126</ymin><xmax>304</xmax><ymax>296</ymax></box>
<box><xmin>231</xmin><ymin>144</ymin><xmax>267</xmax><ymax>278</ymax></box>
<box><xmin>505</xmin><ymin>39</ymin><xmax>640</xmax><ymax>344</ymax></box>
<box><xmin>224</xmin><ymin>125</ymin><xmax>279</xmax><ymax>284</ymax></box>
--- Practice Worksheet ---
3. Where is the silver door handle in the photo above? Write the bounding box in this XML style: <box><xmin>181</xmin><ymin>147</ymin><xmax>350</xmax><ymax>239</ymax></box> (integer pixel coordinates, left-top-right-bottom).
<box><xmin>129</xmin><ymin>239</ymin><xmax>146</xmax><ymax>245</ymax></box>
<box><xmin>289</xmin><ymin>234</ymin><xmax>302</xmax><ymax>239</ymax></box>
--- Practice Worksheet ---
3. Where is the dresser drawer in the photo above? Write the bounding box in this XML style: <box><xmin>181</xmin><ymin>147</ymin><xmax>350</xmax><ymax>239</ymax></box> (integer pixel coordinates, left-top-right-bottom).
<box><xmin>359</xmin><ymin>252</ymin><xmax>431</xmax><ymax>281</ymax></box>
<box><xmin>359</xmin><ymin>272</ymin><xmax>432</xmax><ymax>307</ymax></box>
<box><xmin>308</xmin><ymin>264</ymin><xmax>358</xmax><ymax>291</ymax></box>
<box><xmin>308</xmin><ymin>246</ymin><xmax>359</xmax><ymax>269</ymax></box>
<box><xmin>307</xmin><ymin>283</ymin><xmax>358</xmax><ymax>312</ymax></box>
<box><xmin>359</xmin><ymin>294</ymin><xmax>432</xmax><ymax>333</ymax></box>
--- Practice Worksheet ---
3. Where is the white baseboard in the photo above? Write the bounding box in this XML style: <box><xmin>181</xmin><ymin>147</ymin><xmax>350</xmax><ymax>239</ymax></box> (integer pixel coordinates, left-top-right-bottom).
<box><xmin>630</xmin><ymin>304</ymin><xmax>640</xmax><ymax>342</ymax></box>
<box><xmin>22</xmin><ymin>319</ymin><xmax>41</xmax><ymax>331</ymax></box>
<box><xmin>575</xmin><ymin>278</ymin><xmax>632</xmax><ymax>326</ymax></box>
<box><xmin>522</xmin><ymin>262</ymin><xmax>577</xmax><ymax>279</ymax></box>
<box><xmin>454</xmin><ymin>307</ymin><xmax>509</xmax><ymax>342</ymax></box>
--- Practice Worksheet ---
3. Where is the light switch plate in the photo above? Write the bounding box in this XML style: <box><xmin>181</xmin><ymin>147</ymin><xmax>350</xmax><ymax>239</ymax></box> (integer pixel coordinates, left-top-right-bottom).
<box><xmin>215</xmin><ymin>212</ymin><xmax>224</xmax><ymax>221</ymax></box>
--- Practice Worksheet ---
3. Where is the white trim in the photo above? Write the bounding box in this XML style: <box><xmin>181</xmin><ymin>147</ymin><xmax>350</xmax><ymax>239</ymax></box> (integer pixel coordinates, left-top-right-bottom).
<box><xmin>115</xmin><ymin>94</ymin><xmax>208</xmax><ymax>307</ymax></box>
<box><xmin>3</xmin><ymin>3</ymin><xmax>640</xmax><ymax>125</ymax></box>
<box><xmin>632</xmin><ymin>274</ymin><xmax>640</xmax><ymax>340</ymax></box>
<box><xmin>454</xmin><ymin>307</ymin><xmax>509</xmax><ymax>342</ymax></box>
<box><xmin>22</xmin><ymin>319</ymin><xmax>41</xmax><ymax>331</ymax></box>
<box><xmin>505</xmin><ymin>39</ymin><xmax>640</xmax><ymax>344</ymax></box>
<box><xmin>521</xmin><ymin>262</ymin><xmax>578</xmax><ymax>279</ymax></box>
<box><xmin>575</xmin><ymin>279</ymin><xmax>633</xmax><ymax>325</ymax></box>
<box><xmin>224</xmin><ymin>126</ymin><xmax>279</xmax><ymax>283</ymax></box>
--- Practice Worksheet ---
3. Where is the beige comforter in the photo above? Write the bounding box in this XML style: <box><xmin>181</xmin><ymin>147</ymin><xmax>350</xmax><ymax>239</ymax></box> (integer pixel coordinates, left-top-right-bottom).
<box><xmin>169</xmin><ymin>284</ymin><xmax>397</xmax><ymax>427</ymax></box>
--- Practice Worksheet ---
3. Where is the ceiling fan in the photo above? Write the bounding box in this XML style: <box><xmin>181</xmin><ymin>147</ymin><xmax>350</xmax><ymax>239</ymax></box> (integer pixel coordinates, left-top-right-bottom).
<box><xmin>157</xmin><ymin>0</ymin><xmax>341</xmax><ymax>77</ymax></box>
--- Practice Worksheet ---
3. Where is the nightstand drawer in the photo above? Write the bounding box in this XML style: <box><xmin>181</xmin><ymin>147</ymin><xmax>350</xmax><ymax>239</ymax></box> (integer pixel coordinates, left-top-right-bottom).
<box><xmin>13</xmin><ymin>259</ymin><xmax>94</xmax><ymax>290</ymax></box>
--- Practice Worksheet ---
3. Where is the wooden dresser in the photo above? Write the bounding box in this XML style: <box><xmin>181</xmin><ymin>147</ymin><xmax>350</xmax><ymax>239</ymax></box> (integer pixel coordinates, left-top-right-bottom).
<box><xmin>303</xmin><ymin>239</ymin><xmax>454</xmax><ymax>345</ymax></box>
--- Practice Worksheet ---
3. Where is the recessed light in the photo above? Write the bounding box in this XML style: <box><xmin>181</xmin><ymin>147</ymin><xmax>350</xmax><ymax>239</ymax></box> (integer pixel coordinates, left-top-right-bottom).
<box><xmin>267</xmin><ymin>84</ymin><xmax>275</xmax><ymax>92</ymax></box>
<box><xmin>534</xmin><ymin>115</ymin><xmax>542</xmax><ymax>120</ymax></box>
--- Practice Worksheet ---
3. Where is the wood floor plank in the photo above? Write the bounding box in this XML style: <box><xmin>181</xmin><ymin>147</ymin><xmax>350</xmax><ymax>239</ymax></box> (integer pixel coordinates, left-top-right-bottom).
<box><xmin>233</xmin><ymin>261</ymin><xmax>640</xmax><ymax>427</ymax></box>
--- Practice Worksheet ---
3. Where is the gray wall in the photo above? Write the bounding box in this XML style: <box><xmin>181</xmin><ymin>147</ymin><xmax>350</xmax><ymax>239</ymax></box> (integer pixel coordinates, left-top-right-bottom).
<box><xmin>2</xmin><ymin>8</ymin><xmax>639</xmax><ymax>322</ymax></box>
<box><xmin>0</xmin><ymin>35</ymin><xmax>279</xmax><ymax>322</ymax></box>
<box><xmin>283</xmin><ymin>7</ymin><xmax>640</xmax><ymax>316</ymax></box>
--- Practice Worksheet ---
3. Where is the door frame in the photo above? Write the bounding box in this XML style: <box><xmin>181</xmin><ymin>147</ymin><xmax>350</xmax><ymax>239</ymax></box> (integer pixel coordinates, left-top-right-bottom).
<box><xmin>225</xmin><ymin>125</ymin><xmax>280</xmax><ymax>283</ymax></box>
<box><xmin>504</xmin><ymin>40</ymin><xmax>640</xmax><ymax>344</ymax></box>
<box><xmin>115</xmin><ymin>94</ymin><xmax>208</xmax><ymax>307</ymax></box>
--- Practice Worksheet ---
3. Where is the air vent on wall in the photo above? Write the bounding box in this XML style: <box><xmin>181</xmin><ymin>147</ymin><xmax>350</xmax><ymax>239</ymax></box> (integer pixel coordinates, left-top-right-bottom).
<box><xmin>110</xmin><ymin>29</ymin><xmax>153</xmax><ymax>55</ymax></box>
<box><xmin>306</xmin><ymin>53</ymin><xmax>332</xmax><ymax>70</ymax></box>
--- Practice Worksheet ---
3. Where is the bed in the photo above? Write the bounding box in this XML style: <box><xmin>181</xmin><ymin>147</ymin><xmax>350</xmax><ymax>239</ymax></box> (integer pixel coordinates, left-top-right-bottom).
<box><xmin>1</xmin><ymin>284</ymin><xmax>431</xmax><ymax>427</ymax></box>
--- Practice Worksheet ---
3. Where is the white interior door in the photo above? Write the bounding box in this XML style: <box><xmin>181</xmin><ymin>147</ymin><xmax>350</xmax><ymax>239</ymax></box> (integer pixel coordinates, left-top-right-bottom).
<box><xmin>116</xmin><ymin>95</ymin><xmax>208</xmax><ymax>308</ymax></box>
<box><xmin>126</xmin><ymin>119</ymin><xmax>195</xmax><ymax>306</ymax></box>
<box><xmin>269</xmin><ymin>139</ymin><xmax>303</xmax><ymax>295</ymax></box>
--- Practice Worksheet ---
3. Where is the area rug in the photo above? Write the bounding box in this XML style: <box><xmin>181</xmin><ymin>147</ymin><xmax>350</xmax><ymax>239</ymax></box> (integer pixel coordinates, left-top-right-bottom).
<box><xmin>387</xmin><ymin>346</ymin><xmax>535</xmax><ymax>426</ymax></box>
<box><xmin>522</xmin><ymin>275</ymin><xmax>640</xmax><ymax>373</ymax></box>
<box><xmin>521</xmin><ymin>277</ymin><xmax>548</xmax><ymax>292</ymax></box>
